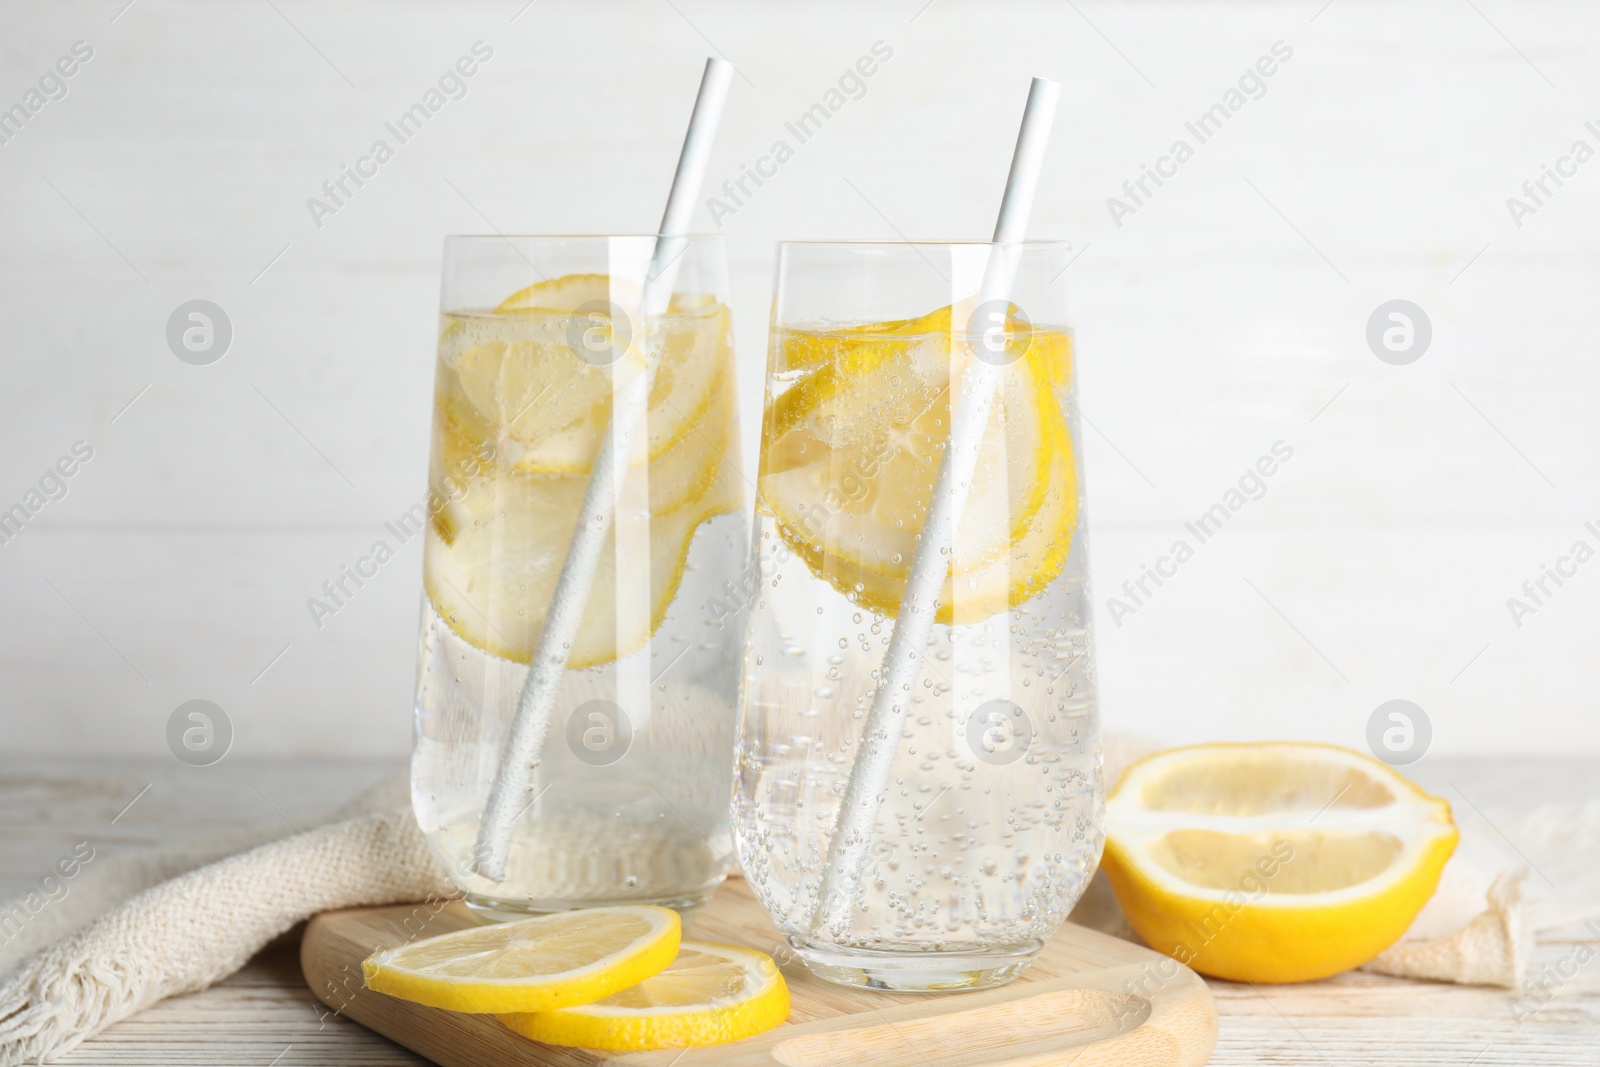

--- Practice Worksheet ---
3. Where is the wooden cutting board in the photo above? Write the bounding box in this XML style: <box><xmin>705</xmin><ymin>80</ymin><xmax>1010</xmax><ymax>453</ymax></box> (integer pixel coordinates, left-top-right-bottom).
<box><xmin>301</xmin><ymin>879</ymin><xmax>1216</xmax><ymax>1067</ymax></box>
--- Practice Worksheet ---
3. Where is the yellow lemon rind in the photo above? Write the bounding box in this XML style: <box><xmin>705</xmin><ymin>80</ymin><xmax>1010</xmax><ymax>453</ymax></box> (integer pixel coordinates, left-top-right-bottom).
<box><xmin>1102</xmin><ymin>828</ymin><xmax>1456</xmax><ymax>984</ymax></box>
<box><xmin>1102</xmin><ymin>741</ymin><xmax>1460</xmax><ymax>984</ymax></box>
<box><xmin>361</xmin><ymin>906</ymin><xmax>681</xmax><ymax>1015</ymax></box>
<box><xmin>502</xmin><ymin>942</ymin><xmax>791</xmax><ymax>1052</ymax></box>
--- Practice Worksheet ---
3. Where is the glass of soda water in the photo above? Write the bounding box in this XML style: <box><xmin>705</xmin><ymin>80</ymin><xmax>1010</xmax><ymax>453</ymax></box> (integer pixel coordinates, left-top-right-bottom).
<box><xmin>412</xmin><ymin>235</ymin><xmax>748</xmax><ymax>917</ymax></box>
<box><xmin>733</xmin><ymin>241</ymin><xmax>1103</xmax><ymax>991</ymax></box>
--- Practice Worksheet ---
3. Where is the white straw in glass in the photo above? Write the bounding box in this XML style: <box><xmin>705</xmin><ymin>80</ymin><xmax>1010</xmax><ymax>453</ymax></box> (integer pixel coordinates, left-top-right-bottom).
<box><xmin>473</xmin><ymin>58</ymin><xmax>734</xmax><ymax>882</ymax></box>
<box><xmin>812</xmin><ymin>77</ymin><xmax>1061</xmax><ymax>934</ymax></box>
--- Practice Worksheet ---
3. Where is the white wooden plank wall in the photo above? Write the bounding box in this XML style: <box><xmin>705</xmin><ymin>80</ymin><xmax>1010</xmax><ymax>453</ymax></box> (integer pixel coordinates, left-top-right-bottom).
<box><xmin>0</xmin><ymin>0</ymin><xmax>1596</xmax><ymax>757</ymax></box>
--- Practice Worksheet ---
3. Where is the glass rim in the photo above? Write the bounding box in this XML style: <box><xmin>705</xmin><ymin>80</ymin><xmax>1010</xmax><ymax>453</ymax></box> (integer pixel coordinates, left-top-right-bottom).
<box><xmin>777</xmin><ymin>238</ymin><xmax>1071</xmax><ymax>249</ymax></box>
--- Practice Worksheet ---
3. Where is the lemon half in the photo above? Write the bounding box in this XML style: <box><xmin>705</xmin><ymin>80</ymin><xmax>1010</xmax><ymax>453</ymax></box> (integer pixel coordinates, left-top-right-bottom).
<box><xmin>1103</xmin><ymin>742</ymin><xmax>1458</xmax><ymax>983</ymax></box>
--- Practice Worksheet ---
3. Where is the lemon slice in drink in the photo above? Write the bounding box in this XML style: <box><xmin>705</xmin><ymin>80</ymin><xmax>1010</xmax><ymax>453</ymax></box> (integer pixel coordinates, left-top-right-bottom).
<box><xmin>779</xmin><ymin>410</ymin><xmax>1077</xmax><ymax>625</ymax></box>
<box><xmin>362</xmin><ymin>906</ymin><xmax>680</xmax><ymax>1014</ymax></box>
<box><xmin>423</xmin><ymin>407</ymin><xmax>741</xmax><ymax>669</ymax></box>
<box><xmin>760</xmin><ymin>301</ymin><xmax>1072</xmax><ymax>620</ymax></box>
<box><xmin>439</xmin><ymin>273</ymin><xmax>725</xmax><ymax>475</ymax></box>
<box><xmin>774</xmin><ymin>298</ymin><xmax>1051</xmax><ymax>378</ymax></box>
<box><xmin>504</xmin><ymin>941</ymin><xmax>790</xmax><ymax>1051</ymax></box>
<box><xmin>1102</xmin><ymin>742</ymin><xmax>1459</xmax><ymax>984</ymax></box>
<box><xmin>762</xmin><ymin>329</ymin><xmax>1048</xmax><ymax>575</ymax></box>
<box><xmin>432</xmin><ymin>360</ymin><xmax>732</xmax><ymax>530</ymax></box>
<box><xmin>426</xmin><ymin>271</ymin><xmax>742</xmax><ymax>668</ymax></box>
<box><xmin>495</xmin><ymin>273</ymin><xmax>641</xmax><ymax>315</ymax></box>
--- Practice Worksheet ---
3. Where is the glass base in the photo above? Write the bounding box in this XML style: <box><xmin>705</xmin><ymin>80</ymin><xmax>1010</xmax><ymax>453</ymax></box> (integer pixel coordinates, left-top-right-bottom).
<box><xmin>463</xmin><ymin>885</ymin><xmax>721</xmax><ymax>923</ymax></box>
<box><xmin>790</xmin><ymin>938</ymin><xmax>1043</xmax><ymax>993</ymax></box>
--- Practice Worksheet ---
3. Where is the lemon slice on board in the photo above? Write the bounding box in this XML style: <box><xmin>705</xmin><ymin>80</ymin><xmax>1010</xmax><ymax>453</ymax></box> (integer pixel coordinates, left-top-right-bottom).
<box><xmin>504</xmin><ymin>941</ymin><xmax>790</xmax><ymax>1051</ymax></box>
<box><xmin>362</xmin><ymin>906</ymin><xmax>680</xmax><ymax>1014</ymax></box>
<box><xmin>1102</xmin><ymin>742</ymin><xmax>1459</xmax><ymax>984</ymax></box>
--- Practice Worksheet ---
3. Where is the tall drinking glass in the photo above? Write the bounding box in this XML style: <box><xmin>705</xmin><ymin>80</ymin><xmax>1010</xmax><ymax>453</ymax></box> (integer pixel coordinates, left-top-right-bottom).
<box><xmin>733</xmin><ymin>241</ymin><xmax>1102</xmax><ymax>990</ymax></box>
<box><xmin>413</xmin><ymin>235</ymin><xmax>747</xmax><ymax>916</ymax></box>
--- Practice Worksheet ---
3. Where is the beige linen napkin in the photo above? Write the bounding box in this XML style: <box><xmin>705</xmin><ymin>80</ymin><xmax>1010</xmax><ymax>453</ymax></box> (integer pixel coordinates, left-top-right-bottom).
<box><xmin>2</xmin><ymin>750</ymin><xmax>1594</xmax><ymax>1065</ymax></box>
<box><xmin>0</xmin><ymin>778</ymin><xmax>444</xmax><ymax>1065</ymax></box>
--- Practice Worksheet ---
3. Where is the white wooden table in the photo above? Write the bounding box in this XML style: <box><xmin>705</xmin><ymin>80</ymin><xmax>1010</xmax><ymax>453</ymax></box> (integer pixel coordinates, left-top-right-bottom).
<box><xmin>4</xmin><ymin>758</ymin><xmax>1595</xmax><ymax>1066</ymax></box>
